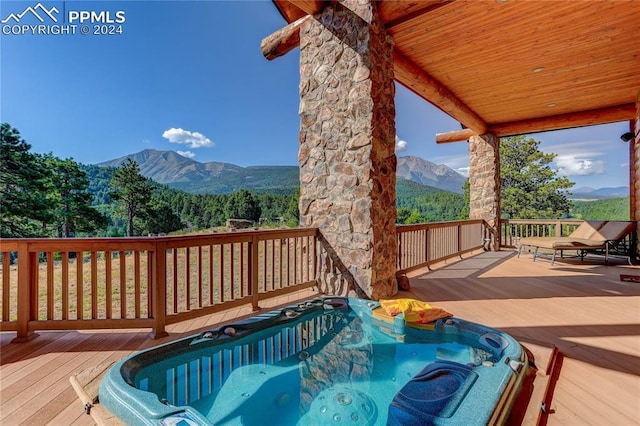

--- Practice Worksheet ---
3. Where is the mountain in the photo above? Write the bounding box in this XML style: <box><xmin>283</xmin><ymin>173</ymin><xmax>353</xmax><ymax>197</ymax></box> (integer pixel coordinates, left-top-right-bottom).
<box><xmin>396</xmin><ymin>156</ymin><xmax>466</xmax><ymax>193</ymax></box>
<box><xmin>97</xmin><ymin>149</ymin><xmax>242</xmax><ymax>184</ymax></box>
<box><xmin>97</xmin><ymin>149</ymin><xmax>299</xmax><ymax>194</ymax></box>
<box><xmin>97</xmin><ymin>149</ymin><xmax>466</xmax><ymax>194</ymax></box>
<box><xmin>569</xmin><ymin>186</ymin><xmax>630</xmax><ymax>200</ymax></box>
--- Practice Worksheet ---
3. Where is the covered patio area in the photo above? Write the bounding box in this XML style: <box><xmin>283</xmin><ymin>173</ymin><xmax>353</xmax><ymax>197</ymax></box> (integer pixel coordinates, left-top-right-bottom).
<box><xmin>264</xmin><ymin>0</ymin><xmax>640</xmax><ymax>298</ymax></box>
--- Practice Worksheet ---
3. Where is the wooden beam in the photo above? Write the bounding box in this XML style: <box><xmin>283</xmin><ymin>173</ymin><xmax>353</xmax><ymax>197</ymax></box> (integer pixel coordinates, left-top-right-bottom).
<box><xmin>382</xmin><ymin>0</ymin><xmax>454</xmax><ymax>30</ymax></box>
<box><xmin>489</xmin><ymin>104</ymin><xmax>636</xmax><ymax>137</ymax></box>
<box><xmin>261</xmin><ymin>15</ymin><xmax>311</xmax><ymax>60</ymax></box>
<box><xmin>393</xmin><ymin>51</ymin><xmax>488</xmax><ymax>135</ymax></box>
<box><xmin>436</xmin><ymin>128</ymin><xmax>476</xmax><ymax>144</ymax></box>
<box><xmin>273</xmin><ymin>0</ymin><xmax>326</xmax><ymax>23</ymax></box>
<box><xmin>290</xmin><ymin>0</ymin><xmax>326</xmax><ymax>15</ymax></box>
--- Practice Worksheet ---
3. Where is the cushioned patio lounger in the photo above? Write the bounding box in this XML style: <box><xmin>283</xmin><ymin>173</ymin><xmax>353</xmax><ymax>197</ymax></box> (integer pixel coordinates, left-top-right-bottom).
<box><xmin>518</xmin><ymin>221</ymin><xmax>635</xmax><ymax>265</ymax></box>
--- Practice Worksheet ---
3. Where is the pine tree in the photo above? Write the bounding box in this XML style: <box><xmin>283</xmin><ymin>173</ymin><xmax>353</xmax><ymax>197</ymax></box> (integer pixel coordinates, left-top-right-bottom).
<box><xmin>0</xmin><ymin>123</ymin><xmax>54</xmax><ymax>237</ymax></box>
<box><xmin>44</xmin><ymin>155</ymin><xmax>107</xmax><ymax>237</ymax></box>
<box><xmin>462</xmin><ymin>135</ymin><xmax>574</xmax><ymax>219</ymax></box>
<box><xmin>500</xmin><ymin>135</ymin><xmax>574</xmax><ymax>219</ymax></box>
<box><xmin>225</xmin><ymin>189</ymin><xmax>261</xmax><ymax>222</ymax></box>
<box><xmin>109</xmin><ymin>159</ymin><xmax>154</xmax><ymax>236</ymax></box>
<box><xmin>144</xmin><ymin>196</ymin><xmax>183</xmax><ymax>235</ymax></box>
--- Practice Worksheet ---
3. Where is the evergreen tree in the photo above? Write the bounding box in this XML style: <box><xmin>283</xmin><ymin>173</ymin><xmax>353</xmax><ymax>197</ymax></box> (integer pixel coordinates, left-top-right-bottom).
<box><xmin>459</xmin><ymin>179</ymin><xmax>470</xmax><ymax>219</ymax></box>
<box><xmin>286</xmin><ymin>187</ymin><xmax>300</xmax><ymax>226</ymax></box>
<box><xmin>405</xmin><ymin>209</ymin><xmax>426</xmax><ymax>224</ymax></box>
<box><xmin>109</xmin><ymin>159</ymin><xmax>154</xmax><ymax>236</ymax></box>
<box><xmin>462</xmin><ymin>135</ymin><xmax>574</xmax><ymax>219</ymax></box>
<box><xmin>396</xmin><ymin>207</ymin><xmax>411</xmax><ymax>224</ymax></box>
<box><xmin>0</xmin><ymin>123</ymin><xmax>54</xmax><ymax>237</ymax></box>
<box><xmin>144</xmin><ymin>196</ymin><xmax>183</xmax><ymax>235</ymax></box>
<box><xmin>500</xmin><ymin>135</ymin><xmax>573</xmax><ymax>218</ymax></box>
<box><xmin>44</xmin><ymin>155</ymin><xmax>107</xmax><ymax>237</ymax></box>
<box><xmin>225</xmin><ymin>189</ymin><xmax>261</xmax><ymax>222</ymax></box>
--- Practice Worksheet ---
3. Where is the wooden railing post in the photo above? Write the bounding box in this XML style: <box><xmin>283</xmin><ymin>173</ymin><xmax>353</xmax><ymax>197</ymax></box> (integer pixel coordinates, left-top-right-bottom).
<box><xmin>13</xmin><ymin>242</ymin><xmax>38</xmax><ymax>342</ymax></box>
<box><xmin>150</xmin><ymin>241</ymin><xmax>168</xmax><ymax>339</ymax></box>
<box><xmin>425</xmin><ymin>228</ymin><xmax>431</xmax><ymax>263</ymax></box>
<box><xmin>250</xmin><ymin>234</ymin><xmax>260</xmax><ymax>311</ymax></box>
<box><xmin>397</xmin><ymin>231</ymin><xmax>402</xmax><ymax>270</ymax></box>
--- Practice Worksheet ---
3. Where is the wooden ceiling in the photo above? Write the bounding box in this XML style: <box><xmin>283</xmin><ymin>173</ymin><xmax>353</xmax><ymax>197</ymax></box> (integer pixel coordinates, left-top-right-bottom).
<box><xmin>271</xmin><ymin>0</ymin><xmax>639</xmax><ymax>138</ymax></box>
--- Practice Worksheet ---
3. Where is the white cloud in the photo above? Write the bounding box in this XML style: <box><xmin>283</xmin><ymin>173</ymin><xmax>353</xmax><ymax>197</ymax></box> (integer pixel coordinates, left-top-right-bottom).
<box><xmin>455</xmin><ymin>167</ymin><xmax>470</xmax><ymax>177</ymax></box>
<box><xmin>395</xmin><ymin>135</ymin><xmax>407</xmax><ymax>152</ymax></box>
<box><xmin>162</xmin><ymin>127</ymin><xmax>214</xmax><ymax>148</ymax></box>
<box><xmin>554</xmin><ymin>155</ymin><xmax>605</xmax><ymax>176</ymax></box>
<box><xmin>177</xmin><ymin>150</ymin><xmax>196</xmax><ymax>159</ymax></box>
<box><xmin>431</xmin><ymin>154</ymin><xmax>469</xmax><ymax>171</ymax></box>
<box><xmin>620</xmin><ymin>162</ymin><xmax>629</xmax><ymax>168</ymax></box>
<box><xmin>544</xmin><ymin>140</ymin><xmax>608</xmax><ymax>176</ymax></box>
<box><xmin>544</xmin><ymin>140</ymin><xmax>606</xmax><ymax>158</ymax></box>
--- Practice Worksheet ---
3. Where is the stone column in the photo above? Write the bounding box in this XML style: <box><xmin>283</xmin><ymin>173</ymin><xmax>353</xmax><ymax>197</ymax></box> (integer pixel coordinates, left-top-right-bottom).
<box><xmin>469</xmin><ymin>133</ymin><xmax>501</xmax><ymax>251</ymax></box>
<box><xmin>632</xmin><ymin>91</ymin><xmax>640</xmax><ymax>259</ymax></box>
<box><xmin>298</xmin><ymin>0</ymin><xmax>397</xmax><ymax>299</ymax></box>
<box><xmin>632</xmin><ymin>93</ymin><xmax>640</xmax><ymax>222</ymax></box>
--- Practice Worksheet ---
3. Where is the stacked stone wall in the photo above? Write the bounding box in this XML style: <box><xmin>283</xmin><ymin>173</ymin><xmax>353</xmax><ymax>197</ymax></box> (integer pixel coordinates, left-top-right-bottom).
<box><xmin>469</xmin><ymin>133</ymin><xmax>500</xmax><ymax>250</ymax></box>
<box><xmin>633</xmin><ymin>92</ymin><xmax>639</xmax><ymax>259</ymax></box>
<box><xmin>298</xmin><ymin>1</ymin><xmax>397</xmax><ymax>299</ymax></box>
<box><xmin>633</xmin><ymin>94</ymin><xmax>640</xmax><ymax>222</ymax></box>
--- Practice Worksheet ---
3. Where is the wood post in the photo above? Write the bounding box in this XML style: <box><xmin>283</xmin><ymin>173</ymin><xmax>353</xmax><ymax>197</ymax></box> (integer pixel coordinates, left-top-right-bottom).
<box><xmin>250</xmin><ymin>235</ymin><xmax>260</xmax><ymax>311</ymax></box>
<box><xmin>149</xmin><ymin>241</ymin><xmax>168</xmax><ymax>339</ymax></box>
<box><xmin>13</xmin><ymin>242</ymin><xmax>38</xmax><ymax>342</ymax></box>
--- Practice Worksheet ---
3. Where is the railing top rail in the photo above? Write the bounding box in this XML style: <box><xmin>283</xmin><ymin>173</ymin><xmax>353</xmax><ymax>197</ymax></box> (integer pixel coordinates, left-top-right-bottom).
<box><xmin>0</xmin><ymin>227</ymin><xmax>321</xmax><ymax>252</ymax></box>
<box><xmin>397</xmin><ymin>219</ymin><xmax>484</xmax><ymax>232</ymax></box>
<box><xmin>500</xmin><ymin>219</ymin><xmax>584</xmax><ymax>224</ymax></box>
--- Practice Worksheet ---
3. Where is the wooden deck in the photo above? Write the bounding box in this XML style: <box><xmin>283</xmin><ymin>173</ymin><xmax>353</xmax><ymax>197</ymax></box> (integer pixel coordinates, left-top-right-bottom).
<box><xmin>1</xmin><ymin>251</ymin><xmax>639</xmax><ymax>425</ymax></box>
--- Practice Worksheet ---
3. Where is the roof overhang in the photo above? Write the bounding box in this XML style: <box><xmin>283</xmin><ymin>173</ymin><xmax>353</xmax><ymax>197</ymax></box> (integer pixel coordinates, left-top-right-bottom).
<box><xmin>271</xmin><ymin>0</ymin><xmax>639</xmax><ymax>139</ymax></box>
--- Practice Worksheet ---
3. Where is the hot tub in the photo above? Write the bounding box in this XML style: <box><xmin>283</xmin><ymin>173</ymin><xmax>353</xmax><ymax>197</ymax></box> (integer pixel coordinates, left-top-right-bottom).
<box><xmin>99</xmin><ymin>297</ymin><xmax>528</xmax><ymax>425</ymax></box>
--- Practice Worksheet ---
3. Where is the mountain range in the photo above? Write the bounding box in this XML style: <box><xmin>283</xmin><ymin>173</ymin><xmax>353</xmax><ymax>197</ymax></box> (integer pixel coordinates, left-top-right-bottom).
<box><xmin>98</xmin><ymin>149</ymin><xmax>467</xmax><ymax>195</ymax></box>
<box><xmin>569</xmin><ymin>186</ymin><xmax>630</xmax><ymax>200</ymax></box>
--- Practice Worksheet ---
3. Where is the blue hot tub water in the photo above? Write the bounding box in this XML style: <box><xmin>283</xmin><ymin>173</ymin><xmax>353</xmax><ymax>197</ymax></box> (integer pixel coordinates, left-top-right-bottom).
<box><xmin>100</xmin><ymin>298</ymin><xmax>527</xmax><ymax>425</ymax></box>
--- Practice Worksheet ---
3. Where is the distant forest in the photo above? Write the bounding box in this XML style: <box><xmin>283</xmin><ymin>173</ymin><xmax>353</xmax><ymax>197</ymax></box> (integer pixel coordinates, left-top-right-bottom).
<box><xmin>3</xmin><ymin>122</ymin><xmax>630</xmax><ymax>239</ymax></box>
<box><xmin>84</xmin><ymin>164</ymin><xmax>629</xmax><ymax>235</ymax></box>
<box><xmin>83</xmin><ymin>165</ymin><xmax>470</xmax><ymax>235</ymax></box>
<box><xmin>571</xmin><ymin>197</ymin><xmax>630</xmax><ymax>221</ymax></box>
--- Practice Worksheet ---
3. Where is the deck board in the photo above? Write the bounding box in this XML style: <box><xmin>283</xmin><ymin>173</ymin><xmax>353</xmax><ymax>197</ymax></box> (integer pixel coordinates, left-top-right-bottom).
<box><xmin>407</xmin><ymin>251</ymin><xmax>640</xmax><ymax>426</ymax></box>
<box><xmin>1</xmin><ymin>253</ymin><xmax>639</xmax><ymax>425</ymax></box>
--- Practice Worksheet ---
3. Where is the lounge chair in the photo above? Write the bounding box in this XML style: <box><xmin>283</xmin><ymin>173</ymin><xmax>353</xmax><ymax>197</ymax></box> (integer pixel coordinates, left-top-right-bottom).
<box><xmin>518</xmin><ymin>221</ymin><xmax>636</xmax><ymax>265</ymax></box>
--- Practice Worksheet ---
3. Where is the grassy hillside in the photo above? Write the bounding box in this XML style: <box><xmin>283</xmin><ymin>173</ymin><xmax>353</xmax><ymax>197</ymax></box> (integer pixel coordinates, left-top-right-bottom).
<box><xmin>571</xmin><ymin>197</ymin><xmax>630</xmax><ymax>220</ymax></box>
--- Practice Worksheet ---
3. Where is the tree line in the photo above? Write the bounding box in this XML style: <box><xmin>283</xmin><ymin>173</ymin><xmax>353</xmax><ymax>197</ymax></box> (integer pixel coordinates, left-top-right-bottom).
<box><xmin>2</xmin><ymin>123</ymin><xmax>624</xmax><ymax>238</ymax></box>
<box><xmin>1</xmin><ymin>123</ymin><xmax>298</xmax><ymax>238</ymax></box>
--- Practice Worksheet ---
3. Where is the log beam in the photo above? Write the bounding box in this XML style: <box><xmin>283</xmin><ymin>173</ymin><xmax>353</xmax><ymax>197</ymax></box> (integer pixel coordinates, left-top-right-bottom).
<box><xmin>273</xmin><ymin>0</ymin><xmax>326</xmax><ymax>22</ymax></box>
<box><xmin>261</xmin><ymin>15</ymin><xmax>312</xmax><ymax>60</ymax></box>
<box><xmin>436</xmin><ymin>128</ymin><xmax>476</xmax><ymax>143</ymax></box>
<box><xmin>394</xmin><ymin>51</ymin><xmax>488</xmax><ymax>135</ymax></box>
<box><xmin>435</xmin><ymin>103</ymin><xmax>636</xmax><ymax>143</ymax></box>
<box><xmin>490</xmin><ymin>103</ymin><xmax>636</xmax><ymax>137</ymax></box>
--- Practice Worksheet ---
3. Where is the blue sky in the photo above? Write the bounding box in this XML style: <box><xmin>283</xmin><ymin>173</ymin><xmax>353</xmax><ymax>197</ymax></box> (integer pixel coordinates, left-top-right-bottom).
<box><xmin>1</xmin><ymin>0</ymin><xmax>631</xmax><ymax>190</ymax></box>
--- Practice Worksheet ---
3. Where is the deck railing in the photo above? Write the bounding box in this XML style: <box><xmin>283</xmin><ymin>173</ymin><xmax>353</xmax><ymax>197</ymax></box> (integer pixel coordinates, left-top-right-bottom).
<box><xmin>0</xmin><ymin>228</ymin><xmax>319</xmax><ymax>341</ymax></box>
<box><xmin>1</xmin><ymin>220</ymin><xmax>489</xmax><ymax>341</ymax></box>
<box><xmin>499</xmin><ymin>219</ymin><xmax>584</xmax><ymax>248</ymax></box>
<box><xmin>396</xmin><ymin>219</ymin><xmax>489</xmax><ymax>274</ymax></box>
